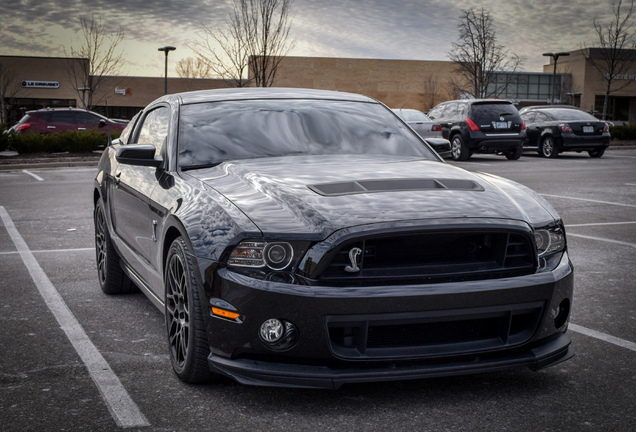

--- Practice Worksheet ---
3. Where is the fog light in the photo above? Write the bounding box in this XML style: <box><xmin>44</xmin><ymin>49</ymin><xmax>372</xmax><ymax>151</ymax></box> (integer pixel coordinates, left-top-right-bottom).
<box><xmin>259</xmin><ymin>319</ymin><xmax>299</xmax><ymax>351</ymax></box>
<box><xmin>260</xmin><ymin>319</ymin><xmax>284</xmax><ymax>342</ymax></box>
<box><xmin>554</xmin><ymin>299</ymin><xmax>571</xmax><ymax>329</ymax></box>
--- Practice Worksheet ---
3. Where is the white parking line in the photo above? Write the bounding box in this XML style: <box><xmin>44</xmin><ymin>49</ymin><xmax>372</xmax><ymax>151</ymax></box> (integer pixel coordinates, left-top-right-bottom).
<box><xmin>0</xmin><ymin>247</ymin><xmax>95</xmax><ymax>256</ymax></box>
<box><xmin>22</xmin><ymin>170</ymin><xmax>44</xmax><ymax>181</ymax></box>
<box><xmin>566</xmin><ymin>221</ymin><xmax>636</xmax><ymax>227</ymax></box>
<box><xmin>566</xmin><ymin>233</ymin><xmax>636</xmax><ymax>248</ymax></box>
<box><xmin>0</xmin><ymin>206</ymin><xmax>150</xmax><ymax>429</ymax></box>
<box><xmin>569</xmin><ymin>324</ymin><xmax>636</xmax><ymax>353</ymax></box>
<box><xmin>542</xmin><ymin>193</ymin><xmax>636</xmax><ymax>208</ymax></box>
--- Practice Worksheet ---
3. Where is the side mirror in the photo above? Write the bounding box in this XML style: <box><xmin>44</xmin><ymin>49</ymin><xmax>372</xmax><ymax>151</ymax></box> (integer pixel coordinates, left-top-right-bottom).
<box><xmin>99</xmin><ymin>119</ymin><xmax>108</xmax><ymax>128</ymax></box>
<box><xmin>116</xmin><ymin>144</ymin><xmax>163</xmax><ymax>167</ymax></box>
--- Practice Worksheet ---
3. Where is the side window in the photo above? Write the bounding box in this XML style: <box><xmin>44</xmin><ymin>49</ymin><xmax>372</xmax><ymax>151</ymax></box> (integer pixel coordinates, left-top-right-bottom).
<box><xmin>521</xmin><ymin>112</ymin><xmax>536</xmax><ymax>123</ymax></box>
<box><xmin>443</xmin><ymin>103</ymin><xmax>458</xmax><ymax>118</ymax></box>
<box><xmin>456</xmin><ymin>103</ymin><xmax>467</xmax><ymax>117</ymax></box>
<box><xmin>118</xmin><ymin>112</ymin><xmax>140</xmax><ymax>145</ymax></box>
<box><xmin>535</xmin><ymin>112</ymin><xmax>549</xmax><ymax>122</ymax></box>
<box><xmin>134</xmin><ymin>107</ymin><xmax>169</xmax><ymax>156</ymax></box>
<box><xmin>427</xmin><ymin>104</ymin><xmax>445</xmax><ymax>119</ymax></box>
<box><xmin>75</xmin><ymin>112</ymin><xmax>103</xmax><ymax>126</ymax></box>
<box><xmin>49</xmin><ymin>111</ymin><xmax>77</xmax><ymax>124</ymax></box>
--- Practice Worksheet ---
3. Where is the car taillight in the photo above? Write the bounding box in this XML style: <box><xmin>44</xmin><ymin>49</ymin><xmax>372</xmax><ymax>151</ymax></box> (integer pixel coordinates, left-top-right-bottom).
<box><xmin>521</xmin><ymin>120</ymin><xmax>526</xmax><ymax>130</ymax></box>
<box><xmin>603</xmin><ymin>123</ymin><xmax>610</xmax><ymax>132</ymax></box>
<box><xmin>16</xmin><ymin>124</ymin><xmax>31</xmax><ymax>132</ymax></box>
<box><xmin>431</xmin><ymin>124</ymin><xmax>442</xmax><ymax>132</ymax></box>
<box><xmin>559</xmin><ymin>124</ymin><xmax>573</xmax><ymax>133</ymax></box>
<box><xmin>465</xmin><ymin>118</ymin><xmax>480</xmax><ymax>131</ymax></box>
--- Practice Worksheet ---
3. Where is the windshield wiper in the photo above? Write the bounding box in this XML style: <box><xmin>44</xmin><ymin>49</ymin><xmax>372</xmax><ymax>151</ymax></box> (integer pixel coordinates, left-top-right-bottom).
<box><xmin>180</xmin><ymin>162</ymin><xmax>222</xmax><ymax>171</ymax></box>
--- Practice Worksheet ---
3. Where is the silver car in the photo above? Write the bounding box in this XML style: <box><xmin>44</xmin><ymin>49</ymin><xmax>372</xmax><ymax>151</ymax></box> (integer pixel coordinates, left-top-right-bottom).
<box><xmin>392</xmin><ymin>108</ymin><xmax>450</xmax><ymax>158</ymax></box>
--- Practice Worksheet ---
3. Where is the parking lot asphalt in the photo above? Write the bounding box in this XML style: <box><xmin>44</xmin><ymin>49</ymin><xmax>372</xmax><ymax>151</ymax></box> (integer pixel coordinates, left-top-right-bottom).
<box><xmin>0</xmin><ymin>149</ymin><xmax>635</xmax><ymax>431</ymax></box>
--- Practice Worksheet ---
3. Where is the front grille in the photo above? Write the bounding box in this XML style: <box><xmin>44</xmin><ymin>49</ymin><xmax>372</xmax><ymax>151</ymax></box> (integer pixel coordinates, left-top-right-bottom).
<box><xmin>327</xmin><ymin>303</ymin><xmax>544</xmax><ymax>359</ymax></box>
<box><xmin>320</xmin><ymin>230</ymin><xmax>536</xmax><ymax>285</ymax></box>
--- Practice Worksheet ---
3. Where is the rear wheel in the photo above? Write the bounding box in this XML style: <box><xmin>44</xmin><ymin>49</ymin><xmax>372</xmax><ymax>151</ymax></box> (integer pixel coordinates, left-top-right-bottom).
<box><xmin>451</xmin><ymin>135</ymin><xmax>470</xmax><ymax>161</ymax></box>
<box><xmin>588</xmin><ymin>148</ymin><xmax>605</xmax><ymax>158</ymax></box>
<box><xmin>540</xmin><ymin>136</ymin><xmax>558</xmax><ymax>158</ymax></box>
<box><xmin>94</xmin><ymin>199</ymin><xmax>135</xmax><ymax>294</ymax></box>
<box><xmin>165</xmin><ymin>237</ymin><xmax>215</xmax><ymax>383</ymax></box>
<box><xmin>505</xmin><ymin>146</ymin><xmax>523</xmax><ymax>160</ymax></box>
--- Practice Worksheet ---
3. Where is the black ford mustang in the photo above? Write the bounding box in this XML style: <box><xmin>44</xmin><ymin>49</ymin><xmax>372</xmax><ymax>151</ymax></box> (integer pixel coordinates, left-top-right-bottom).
<box><xmin>94</xmin><ymin>88</ymin><xmax>573</xmax><ymax>389</ymax></box>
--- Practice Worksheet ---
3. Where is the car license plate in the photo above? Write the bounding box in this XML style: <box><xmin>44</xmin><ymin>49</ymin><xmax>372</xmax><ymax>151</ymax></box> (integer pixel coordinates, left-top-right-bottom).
<box><xmin>583</xmin><ymin>126</ymin><xmax>594</xmax><ymax>133</ymax></box>
<box><xmin>495</xmin><ymin>122</ymin><xmax>508</xmax><ymax>129</ymax></box>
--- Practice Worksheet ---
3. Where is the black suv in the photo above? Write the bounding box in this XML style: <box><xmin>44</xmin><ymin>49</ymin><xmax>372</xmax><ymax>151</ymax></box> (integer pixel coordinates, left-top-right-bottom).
<box><xmin>427</xmin><ymin>99</ymin><xmax>526</xmax><ymax>161</ymax></box>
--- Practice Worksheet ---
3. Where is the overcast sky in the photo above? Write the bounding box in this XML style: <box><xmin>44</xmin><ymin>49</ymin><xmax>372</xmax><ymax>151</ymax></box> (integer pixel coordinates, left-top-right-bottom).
<box><xmin>0</xmin><ymin>0</ymin><xmax>621</xmax><ymax>77</ymax></box>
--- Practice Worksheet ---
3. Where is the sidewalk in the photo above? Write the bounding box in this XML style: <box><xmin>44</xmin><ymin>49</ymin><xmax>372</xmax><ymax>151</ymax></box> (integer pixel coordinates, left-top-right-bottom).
<box><xmin>0</xmin><ymin>151</ymin><xmax>102</xmax><ymax>170</ymax></box>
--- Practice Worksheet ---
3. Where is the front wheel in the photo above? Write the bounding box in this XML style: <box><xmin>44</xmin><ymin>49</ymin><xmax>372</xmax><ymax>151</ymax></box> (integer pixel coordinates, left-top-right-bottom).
<box><xmin>540</xmin><ymin>136</ymin><xmax>558</xmax><ymax>158</ymax></box>
<box><xmin>451</xmin><ymin>135</ymin><xmax>470</xmax><ymax>161</ymax></box>
<box><xmin>165</xmin><ymin>237</ymin><xmax>215</xmax><ymax>383</ymax></box>
<box><xmin>588</xmin><ymin>148</ymin><xmax>605</xmax><ymax>158</ymax></box>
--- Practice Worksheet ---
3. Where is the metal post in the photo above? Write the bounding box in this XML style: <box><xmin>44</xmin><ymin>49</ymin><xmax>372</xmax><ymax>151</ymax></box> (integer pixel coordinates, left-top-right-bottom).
<box><xmin>542</xmin><ymin>52</ymin><xmax>569</xmax><ymax>104</ymax></box>
<box><xmin>158</xmin><ymin>46</ymin><xmax>176</xmax><ymax>95</ymax></box>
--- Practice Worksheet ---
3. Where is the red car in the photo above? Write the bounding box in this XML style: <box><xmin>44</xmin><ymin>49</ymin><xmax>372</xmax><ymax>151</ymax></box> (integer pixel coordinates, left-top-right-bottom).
<box><xmin>9</xmin><ymin>108</ymin><xmax>126</xmax><ymax>134</ymax></box>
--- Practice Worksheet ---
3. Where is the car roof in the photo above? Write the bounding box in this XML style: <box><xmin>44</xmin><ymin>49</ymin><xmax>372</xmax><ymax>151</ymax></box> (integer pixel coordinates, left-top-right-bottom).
<box><xmin>439</xmin><ymin>99</ymin><xmax>515</xmax><ymax>105</ymax></box>
<box><xmin>167</xmin><ymin>88</ymin><xmax>380</xmax><ymax>105</ymax></box>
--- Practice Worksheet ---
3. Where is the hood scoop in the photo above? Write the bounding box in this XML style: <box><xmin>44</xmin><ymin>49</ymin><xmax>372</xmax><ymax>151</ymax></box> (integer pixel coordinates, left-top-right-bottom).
<box><xmin>309</xmin><ymin>178</ymin><xmax>484</xmax><ymax>196</ymax></box>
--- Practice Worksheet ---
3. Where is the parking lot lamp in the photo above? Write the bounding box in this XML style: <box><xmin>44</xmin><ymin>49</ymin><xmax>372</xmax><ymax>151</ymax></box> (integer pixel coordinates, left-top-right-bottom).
<box><xmin>543</xmin><ymin>52</ymin><xmax>570</xmax><ymax>104</ymax></box>
<box><xmin>158</xmin><ymin>46</ymin><xmax>176</xmax><ymax>95</ymax></box>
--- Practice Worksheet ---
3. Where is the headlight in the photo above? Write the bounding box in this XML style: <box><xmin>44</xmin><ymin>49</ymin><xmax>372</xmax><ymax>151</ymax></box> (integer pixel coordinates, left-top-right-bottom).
<box><xmin>227</xmin><ymin>240</ymin><xmax>306</xmax><ymax>272</ymax></box>
<box><xmin>534</xmin><ymin>225</ymin><xmax>566</xmax><ymax>257</ymax></box>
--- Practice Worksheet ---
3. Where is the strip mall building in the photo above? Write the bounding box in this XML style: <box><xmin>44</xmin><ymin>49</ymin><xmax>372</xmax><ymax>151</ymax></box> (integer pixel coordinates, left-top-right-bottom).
<box><xmin>3</xmin><ymin>48</ymin><xmax>636</xmax><ymax>125</ymax></box>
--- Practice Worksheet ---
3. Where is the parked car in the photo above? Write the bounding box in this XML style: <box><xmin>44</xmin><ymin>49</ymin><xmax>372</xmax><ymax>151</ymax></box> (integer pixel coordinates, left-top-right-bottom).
<box><xmin>7</xmin><ymin>107</ymin><xmax>126</xmax><ymax>134</ymax></box>
<box><xmin>518</xmin><ymin>105</ymin><xmax>585</xmax><ymax>115</ymax></box>
<box><xmin>427</xmin><ymin>99</ymin><xmax>526</xmax><ymax>161</ymax></box>
<box><xmin>520</xmin><ymin>107</ymin><xmax>611</xmax><ymax>158</ymax></box>
<box><xmin>94</xmin><ymin>88</ymin><xmax>573</xmax><ymax>389</ymax></box>
<box><xmin>392</xmin><ymin>108</ymin><xmax>451</xmax><ymax>158</ymax></box>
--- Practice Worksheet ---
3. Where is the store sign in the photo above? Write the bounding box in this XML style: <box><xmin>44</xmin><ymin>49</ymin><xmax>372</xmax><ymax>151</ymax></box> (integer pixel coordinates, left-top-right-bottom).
<box><xmin>21</xmin><ymin>80</ymin><xmax>60</xmax><ymax>89</ymax></box>
<box><xmin>115</xmin><ymin>87</ymin><xmax>132</xmax><ymax>96</ymax></box>
<box><xmin>603</xmin><ymin>73</ymin><xmax>636</xmax><ymax>81</ymax></box>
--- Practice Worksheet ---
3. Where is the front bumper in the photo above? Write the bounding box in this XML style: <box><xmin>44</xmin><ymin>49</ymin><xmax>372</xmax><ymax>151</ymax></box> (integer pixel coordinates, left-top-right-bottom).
<box><xmin>203</xmin><ymin>252</ymin><xmax>574</xmax><ymax>389</ymax></box>
<box><xmin>209</xmin><ymin>332</ymin><xmax>572</xmax><ymax>389</ymax></box>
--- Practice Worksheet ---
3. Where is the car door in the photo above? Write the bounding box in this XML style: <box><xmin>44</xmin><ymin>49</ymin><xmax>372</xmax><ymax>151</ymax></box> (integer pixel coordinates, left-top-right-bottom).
<box><xmin>45</xmin><ymin>111</ymin><xmax>78</xmax><ymax>133</ymax></box>
<box><xmin>109</xmin><ymin>106</ymin><xmax>170</xmax><ymax>285</ymax></box>
<box><xmin>521</xmin><ymin>111</ymin><xmax>539</xmax><ymax>147</ymax></box>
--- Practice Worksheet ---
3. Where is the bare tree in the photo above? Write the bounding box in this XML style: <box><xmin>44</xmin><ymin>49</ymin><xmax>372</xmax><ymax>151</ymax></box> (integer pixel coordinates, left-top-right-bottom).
<box><xmin>193</xmin><ymin>0</ymin><xmax>295</xmax><ymax>87</ymax></box>
<box><xmin>176</xmin><ymin>57</ymin><xmax>213</xmax><ymax>78</ymax></box>
<box><xmin>0</xmin><ymin>64</ymin><xmax>22</xmax><ymax>125</ymax></box>
<box><xmin>448</xmin><ymin>8</ymin><xmax>523</xmax><ymax>98</ymax></box>
<box><xmin>65</xmin><ymin>15</ymin><xmax>125</xmax><ymax>110</ymax></box>
<box><xmin>583</xmin><ymin>0</ymin><xmax>636</xmax><ymax>119</ymax></box>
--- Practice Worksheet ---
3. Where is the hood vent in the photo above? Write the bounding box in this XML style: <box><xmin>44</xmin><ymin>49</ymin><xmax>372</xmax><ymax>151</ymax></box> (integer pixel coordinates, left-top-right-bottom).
<box><xmin>309</xmin><ymin>178</ymin><xmax>484</xmax><ymax>197</ymax></box>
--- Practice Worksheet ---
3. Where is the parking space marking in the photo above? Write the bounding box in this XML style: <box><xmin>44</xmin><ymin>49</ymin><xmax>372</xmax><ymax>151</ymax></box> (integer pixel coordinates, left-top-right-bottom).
<box><xmin>566</xmin><ymin>233</ymin><xmax>636</xmax><ymax>249</ymax></box>
<box><xmin>542</xmin><ymin>193</ymin><xmax>636</xmax><ymax>208</ymax></box>
<box><xmin>0</xmin><ymin>206</ymin><xmax>150</xmax><ymax>429</ymax></box>
<box><xmin>566</xmin><ymin>221</ymin><xmax>636</xmax><ymax>227</ymax></box>
<box><xmin>22</xmin><ymin>170</ymin><xmax>44</xmax><ymax>181</ymax></box>
<box><xmin>0</xmin><ymin>247</ymin><xmax>95</xmax><ymax>256</ymax></box>
<box><xmin>569</xmin><ymin>324</ymin><xmax>636</xmax><ymax>353</ymax></box>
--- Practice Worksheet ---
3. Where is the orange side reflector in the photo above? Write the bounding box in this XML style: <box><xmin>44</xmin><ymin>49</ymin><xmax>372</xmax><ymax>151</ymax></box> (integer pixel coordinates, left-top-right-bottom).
<box><xmin>211</xmin><ymin>307</ymin><xmax>240</xmax><ymax>320</ymax></box>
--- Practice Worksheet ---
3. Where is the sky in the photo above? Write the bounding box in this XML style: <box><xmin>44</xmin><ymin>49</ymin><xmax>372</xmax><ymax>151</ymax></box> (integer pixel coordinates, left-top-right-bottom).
<box><xmin>0</xmin><ymin>0</ymin><xmax>622</xmax><ymax>78</ymax></box>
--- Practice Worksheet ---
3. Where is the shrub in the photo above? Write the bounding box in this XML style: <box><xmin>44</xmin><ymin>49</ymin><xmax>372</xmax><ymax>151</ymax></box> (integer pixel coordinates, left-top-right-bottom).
<box><xmin>609</xmin><ymin>124</ymin><xmax>636</xmax><ymax>141</ymax></box>
<box><xmin>4</xmin><ymin>130</ymin><xmax>121</xmax><ymax>154</ymax></box>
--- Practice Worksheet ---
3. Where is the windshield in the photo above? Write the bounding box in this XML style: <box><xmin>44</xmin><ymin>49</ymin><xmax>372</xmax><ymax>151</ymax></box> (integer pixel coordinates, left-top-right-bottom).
<box><xmin>178</xmin><ymin>99</ymin><xmax>436</xmax><ymax>169</ymax></box>
<box><xmin>546</xmin><ymin>109</ymin><xmax>599</xmax><ymax>121</ymax></box>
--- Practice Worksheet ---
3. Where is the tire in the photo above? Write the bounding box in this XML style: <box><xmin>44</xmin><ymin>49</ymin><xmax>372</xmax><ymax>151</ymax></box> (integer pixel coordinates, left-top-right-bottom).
<box><xmin>505</xmin><ymin>146</ymin><xmax>523</xmax><ymax>160</ymax></box>
<box><xmin>588</xmin><ymin>148</ymin><xmax>605</xmax><ymax>158</ymax></box>
<box><xmin>540</xmin><ymin>136</ymin><xmax>558</xmax><ymax>158</ymax></box>
<box><xmin>451</xmin><ymin>135</ymin><xmax>470</xmax><ymax>161</ymax></box>
<box><xmin>165</xmin><ymin>237</ymin><xmax>214</xmax><ymax>383</ymax></box>
<box><xmin>94</xmin><ymin>199</ymin><xmax>135</xmax><ymax>295</ymax></box>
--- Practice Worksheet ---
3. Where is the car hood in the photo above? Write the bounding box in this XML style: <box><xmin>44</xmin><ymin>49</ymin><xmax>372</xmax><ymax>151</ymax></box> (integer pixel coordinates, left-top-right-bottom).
<box><xmin>187</xmin><ymin>155</ymin><xmax>558</xmax><ymax>237</ymax></box>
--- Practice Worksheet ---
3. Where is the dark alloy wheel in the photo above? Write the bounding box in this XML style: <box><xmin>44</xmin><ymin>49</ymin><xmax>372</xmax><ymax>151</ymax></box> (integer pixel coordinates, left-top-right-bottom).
<box><xmin>94</xmin><ymin>199</ymin><xmax>135</xmax><ymax>294</ymax></box>
<box><xmin>165</xmin><ymin>237</ymin><xmax>215</xmax><ymax>383</ymax></box>
<box><xmin>540</xmin><ymin>136</ymin><xmax>558</xmax><ymax>158</ymax></box>
<box><xmin>451</xmin><ymin>135</ymin><xmax>470</xmax><ymax>161</ymax></box>
<box><xmin>588</xmin><ymin>148</ymin><xmax>605</xmax><ymax>158</ymax></box>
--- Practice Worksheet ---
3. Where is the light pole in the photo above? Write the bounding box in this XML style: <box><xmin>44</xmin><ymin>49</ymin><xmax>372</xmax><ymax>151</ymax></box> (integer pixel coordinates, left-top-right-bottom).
<box><xmin>158</xmin><ymin>46</ymin><xmax>176</xmax><ymax>95</ymax></box>
<box><xmin>542</xmin><ymin>52</ymin><xmax>570</xmax><ymax>104</ymax></box>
